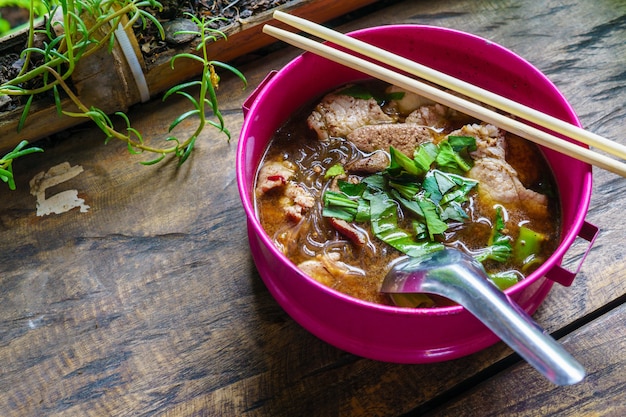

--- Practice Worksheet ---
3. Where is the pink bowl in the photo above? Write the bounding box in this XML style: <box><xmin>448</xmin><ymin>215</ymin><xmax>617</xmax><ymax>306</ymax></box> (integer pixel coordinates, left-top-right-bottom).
<box><xmin>236</xmin><ymin>25</ymin><xmax>594</xmax><ymax>363</ymax></box>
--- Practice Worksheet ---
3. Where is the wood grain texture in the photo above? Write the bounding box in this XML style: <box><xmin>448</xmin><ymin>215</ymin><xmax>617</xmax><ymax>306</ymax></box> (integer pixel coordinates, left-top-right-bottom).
<box><xmin>422</xmin><ymin>303</ymin><xmax>626</xmax><ymax>416</ymax></box>
<box><xmin>1</xmin><ymin>0</ymin><xmax>625</xmax><ymax>416</ymax></box>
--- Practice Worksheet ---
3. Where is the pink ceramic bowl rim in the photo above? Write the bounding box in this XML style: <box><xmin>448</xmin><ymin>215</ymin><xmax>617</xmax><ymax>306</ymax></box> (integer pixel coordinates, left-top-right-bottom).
<box><xmin>237</xmin><ymin>24</ymin><xmax>593</xmax><ymax>317</ymax></box>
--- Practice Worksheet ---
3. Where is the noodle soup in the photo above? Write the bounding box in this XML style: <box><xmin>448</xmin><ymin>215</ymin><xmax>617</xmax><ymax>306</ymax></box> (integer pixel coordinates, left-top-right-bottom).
<box><xmin>254</xmin><ymin>81</ymin><xmax>560</xmax><ymax>307</ymax></box>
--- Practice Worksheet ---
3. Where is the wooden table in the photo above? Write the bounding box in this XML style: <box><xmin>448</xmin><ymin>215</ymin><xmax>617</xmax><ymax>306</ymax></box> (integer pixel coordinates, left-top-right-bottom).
<box><xmin>1</xmin><ymin>0</ymin><xmax>625</xmax><ymax>415</ymax></box>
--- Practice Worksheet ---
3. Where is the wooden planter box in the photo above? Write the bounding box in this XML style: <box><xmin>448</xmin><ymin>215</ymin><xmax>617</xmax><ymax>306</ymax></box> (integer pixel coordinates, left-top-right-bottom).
<box><xmin>0</xmin><ymin>0</ymin><xmax>377</xmax><ymax>152</ymax></box>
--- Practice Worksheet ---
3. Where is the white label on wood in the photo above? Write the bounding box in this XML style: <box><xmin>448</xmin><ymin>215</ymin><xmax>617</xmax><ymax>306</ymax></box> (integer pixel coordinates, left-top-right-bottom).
<box><xmin>29</xmin><ymin>162</ymin><xmax>90</xmax><ymax>216</ymax></box>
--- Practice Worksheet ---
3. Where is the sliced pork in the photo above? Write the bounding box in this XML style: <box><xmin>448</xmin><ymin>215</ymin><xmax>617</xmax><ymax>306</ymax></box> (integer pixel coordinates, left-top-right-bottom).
<box><xmin>347</xmin><ymin>124</ymin><xmax>436</xmax><ymax>157</ymax></box>
<box><xmin>255</xmin><ymin>160</ymin><xmax>295</xmax><ymax>195</ymax></box>
<box><xmin>345</xmin><ymin>150</ymin><xmax>390</xmax><ymax>174</ymax></box>
<box><xmin>307</xmin><ymin>92</ymin><xmax>394</xmax><ymax>140</ymax></box>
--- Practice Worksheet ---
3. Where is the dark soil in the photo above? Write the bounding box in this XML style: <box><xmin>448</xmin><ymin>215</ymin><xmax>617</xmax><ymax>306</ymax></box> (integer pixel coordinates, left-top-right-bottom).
<box><xmin>136</xmin><ymin>0</ymin><xmax>291</xmax><ymax>63</ymax></box>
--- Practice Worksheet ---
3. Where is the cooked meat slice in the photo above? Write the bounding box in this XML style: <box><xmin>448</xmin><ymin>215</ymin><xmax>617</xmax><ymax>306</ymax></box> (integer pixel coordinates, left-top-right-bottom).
<box><xmin>468</xmin><ymin>157</ymin><xmax>549</xmax><ymax>218</ymax></box>
<box><xmin>386</xmin><ymin>85</ymin><xmax>435</xmax><ymax>115</ymax></box>
<box><xmin>307</xmin><ymin>93</ymin><xmax>394</xmax><ymax>140</ymax></box>
<box><xmin>281</xmin><ymin>183</ymin><xmax>315</xmax><ymax>222</ymax></box>
<box><xmin>447</xmin><ymin>123</ymin><xmax>506</xmax><ymax>160</ymax></box>
<box><xmin>345</xmin><ymin>151</ymin><xmax>390</xmax><ymax>174</ymax></box>
<box><xmin>328</xmin><ymin>217</ymin><xmax>370</xmax><ymax>247</ymax></box>
<box><xmin>347</xmin><ymin>124</ymin><xmax>435</xmax><ymax>157</ymax></box>
<box><xmin>256</xmin><ymin>160</ymin><xmax>295</xmax><ymax>195</ymax></box>
<box><xmin>298</xmin><ymin>253</ymin><xmax>342</xmax><ymax>287</ymax></box>
<box><xmin>285</xmin><ymin>183</ymin><xmax>315</xmax><ymax>209</ymax></box>
<box><xmin>405</xmin><ymin>104</ymin><xmax>450</xmax><ymax>128</ymax></box>
<box><xmin>298</xmin><ymin>259</ymin><xmax>335</xmax><ymax>287</ymax></box>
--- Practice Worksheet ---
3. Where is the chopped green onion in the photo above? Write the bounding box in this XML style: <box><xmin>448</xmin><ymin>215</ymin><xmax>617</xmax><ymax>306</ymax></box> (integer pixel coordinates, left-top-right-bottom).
<box><xmin>325</xmin><ymin>163</ymin><xmax>346</xmax><ymax>179</ymax></box>
<box><xmin>475</xmin><ymin>207</ymin><xmax>513</xmax><ymax>263</ymax></box>
<box><xmin>413</xmin><ymin>142</ymin><xmax>439</xmax><ymax>172</ymax></box>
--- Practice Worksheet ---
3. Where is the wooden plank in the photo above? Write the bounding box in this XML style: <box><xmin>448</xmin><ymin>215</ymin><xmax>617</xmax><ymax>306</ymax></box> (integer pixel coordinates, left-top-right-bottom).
<box><xmin>418</xmin><ymin>302</ymin><xmax>626</xmax><ymax>416</ymax></box>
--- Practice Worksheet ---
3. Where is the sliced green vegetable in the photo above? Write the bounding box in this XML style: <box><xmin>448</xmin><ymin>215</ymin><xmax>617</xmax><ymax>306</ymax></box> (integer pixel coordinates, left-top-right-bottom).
<box><xmin>322</xmin><ymin>190</ymin><xmax>360</xmax><ymax>221</ymax></box>
<box><xmin>413</xmin><ymin>142</ymin><xmax>439</xmax><ymax>172</ymax></box>
<box><xmin>514</xmin><ymin>225</ymin><xmax>547</xmax><ymax>269</ymax></box>
<box><xmin>387</xmin><ymin>146</ymin><xmax>421</xmax><ymax>177</ymax></box>
<box><xmin>338</xmin><ymin>180</ymin><xmax>366</xmax><ymax>197</ymax></box>
<box><xmin>322</xmin><ymin>140</ymin><xmax>478</xmax><ymax>258</ymax></box>
<box><xmin>435</xmin><ymin>140</ymin><xmax>473</xmax><ymax>173</ymax></box>
<box><xmin>415</xmin><ymin>193</ymin><xmax>448</xmax><ymax>239</ymax></box>
<box><xmin>367</xmin><ymin>192</ymin><xmax>443</xmax><ymax>257</ymax></box>
<box><xmin>447</xmin><ymin>135</ymin><xmax>477</xmax><ymax>152</ymax></box>
<box><xmin>475</xmin><ymin>206</ymin><xmax>513</xmax><ymax>263</ymax></box>
<box><xmin>325</xmin><ymin>163</ymin><xmax>346</xmax><ymax>179</ymax></box>
<box><xmin>488</xmin><ymin>270</ymin><xmax>520</xmax><ymax>290</ymax></box>
<box><xmin>337</xmin><ymin>84</ymin><xmax>374</xmax><ymax>100</ymax></box>
<box><xmin>389</xmin><ymin>179</ymin><xmax>420</xmax><ymax>200</ymax></box>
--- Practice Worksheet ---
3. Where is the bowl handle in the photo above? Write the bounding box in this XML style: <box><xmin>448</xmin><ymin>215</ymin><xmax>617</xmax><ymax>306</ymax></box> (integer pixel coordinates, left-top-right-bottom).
<box><xmin>242</xmin><ymin>70</ymin><xmax>278</xmax><ymax>117</ymax></box>
<box><xmin>547</xmin><ymin>221</ymin><xmax>599</xmax><ymax>287</ymax></box>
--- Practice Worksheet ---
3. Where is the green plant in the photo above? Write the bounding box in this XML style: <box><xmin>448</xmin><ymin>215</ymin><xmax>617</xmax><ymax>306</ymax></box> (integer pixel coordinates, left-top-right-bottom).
<box><xmin>0</xmin><ymin>0</ymin><xmax>246</xmax><ymax>189</ymax></box>
<box><xmin>0</xmin><ymin>0</ymin><xmax>48</xmax><ymax>36</ymax></box>
<box><xmin>1</xmin><ymin>140</ymin><xmax>43</xmax><ymax>190</ymax></box>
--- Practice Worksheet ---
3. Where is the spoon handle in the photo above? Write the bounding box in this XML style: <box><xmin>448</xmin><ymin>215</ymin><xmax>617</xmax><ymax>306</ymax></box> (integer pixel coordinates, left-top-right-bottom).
<box><xmin>425</xmin><ymin>262</ymin><xmax>585</xmax><ymax>386</ymax></box>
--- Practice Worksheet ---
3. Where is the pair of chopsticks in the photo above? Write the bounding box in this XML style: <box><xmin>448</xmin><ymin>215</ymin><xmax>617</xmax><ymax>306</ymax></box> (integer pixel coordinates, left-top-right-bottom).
<box><xmin>263</xmin><ymin>11</ymin><xmax>626</xmax><ymax>177</ymax></box>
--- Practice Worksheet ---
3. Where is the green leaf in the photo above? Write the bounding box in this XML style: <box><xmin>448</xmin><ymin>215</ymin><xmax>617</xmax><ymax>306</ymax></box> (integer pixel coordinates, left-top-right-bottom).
<box><xmin>17</xmin><ymin>95</ymin><xmax>34</xmax><ymax>132</ymax></box>
<box><xmin>127</xmin><ymin>141</ymin><xmax>143</xmax><ymax>155</ymax></box>
<box><xmin>177</xmin><ymin>137</ymin><xmax>197</xmax><ymax>165</ymax></box>
<box><xmin>391</xmin><ymin>190</ymin><xmax>425</xmax><ymax>221</ymax></box>
<box><xmin>413</xmin><ymin>142</ymin><xmax>438</xmax><ymax>172</ymax></box>
<box><xmin>474</xmin><ymin>206</ymin><xmax>513</xmax><ymax>263</ymax></box>
<box><xmin>163</xmin><ymin>81</ymin><xmax>202</xmax><ymax>101</ymax></box>
<box><xmin>387</xmin><ymin>146</ymin><xmax>421</xmax><ymax>177</ymax></box>
<box><xmin>448</xmin><ymin>135</ymin><xmax>477</xmax><ymax>152</ymax></box>
<box><xmin>337</xmin><ymin>180</ymin><xmax>366</xmax><ymax>197</ymax></box>
<box><xmin>415</xmin><ymin>194</ymin><xmax>448</xmax><ymax>239</ymax></box>
<box><xmin>0</xmin><ymin>167</ymin><xmax>13</xmax><ymax>180</ymax></box>
<box><xmin>141</xmin><ymin>153</ymin><xmax>167</xmax><ymax>165</ymax></box>
<box><xmin>367</xmin><ymin>192</ymin><xmax>443</xmax><ymax>256</ymax></box>
<box><xmin>336</xmin><ymin>84</ymin><xmax>373</xmax><ymax>100</ymax></box>
<box><xmin>169</xmin><ymin>109</ymin><xmax>200</xmax><ymax>132</ymax></box>
<box><xmin>138</xmin><ymin>10</ymin><xmax>165</xmax><ymax>39</ymax></box>
<box><xmin>388</xmin><ymin>179</ymin><xmax>420</xmax><ymax>200</ymax></box>
<box><xmin>170</xmin><ymin>53</ymin><xmax>205</xmax><ymax>69</ymax></box>
<box><xmin>53</xmin><ymin>85</ymin><xmax>62</xmax><ymax>115</ymax></box>
<box><xmin>435</xmin><ymin>140</ymin><xmax>473</xmax><ymax>173</ymax></box>
<box><xmin>386</xmin><ymin>91</ymin><xmax>405</xmax><ymax>101</ymax></box>
<box><xmin>210</xmin><ymin>61</ymin><xmax>248</xmax><ymax>87</ymax></box>
<box><xmin>362</xmin><ymin>173</ymin><xmax>387</xmax><ymax>192</ymax></box>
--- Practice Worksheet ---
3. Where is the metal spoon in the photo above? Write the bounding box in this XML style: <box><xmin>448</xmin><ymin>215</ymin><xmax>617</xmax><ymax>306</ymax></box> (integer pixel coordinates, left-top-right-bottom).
<box><xmin>381</xmin><ymin>248</ymin><xmax>585</xmax><ymax>385</ymax></box>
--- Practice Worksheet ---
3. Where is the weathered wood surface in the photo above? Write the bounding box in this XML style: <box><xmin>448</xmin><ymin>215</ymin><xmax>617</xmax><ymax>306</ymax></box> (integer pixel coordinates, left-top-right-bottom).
<box><xmin>1</xmin><ymin>0</ymin><xmax>625</xmax><ymax>415</ymax></box>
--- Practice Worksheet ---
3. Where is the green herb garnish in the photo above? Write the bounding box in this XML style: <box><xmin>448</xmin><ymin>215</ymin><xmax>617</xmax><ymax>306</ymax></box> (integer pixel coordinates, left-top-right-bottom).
<box><xmin>322</xmin><ymin>140</ymin><xmax>479</xmax><ymax>258</ymax></box>
<box><xmin>475</xmin><ymin>206</ymin><xmax>513</xmax><ymax>263</ymax></box>
<box><xmin>325</xmin><ymin>163</ymin><xmax>346</xmax><ymax>179</ymax></box>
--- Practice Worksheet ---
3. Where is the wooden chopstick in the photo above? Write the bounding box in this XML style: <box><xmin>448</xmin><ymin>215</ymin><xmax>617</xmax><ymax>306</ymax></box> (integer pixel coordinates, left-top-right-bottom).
<box><xmin>263</xmin><ymin>13</ymin><xmax>626</xmax><ymax>177</ymax></box>
<box><xmin>273</xmin><ymin>11</ymin><xmax>626</xmax><ymax>160</ymax></box>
